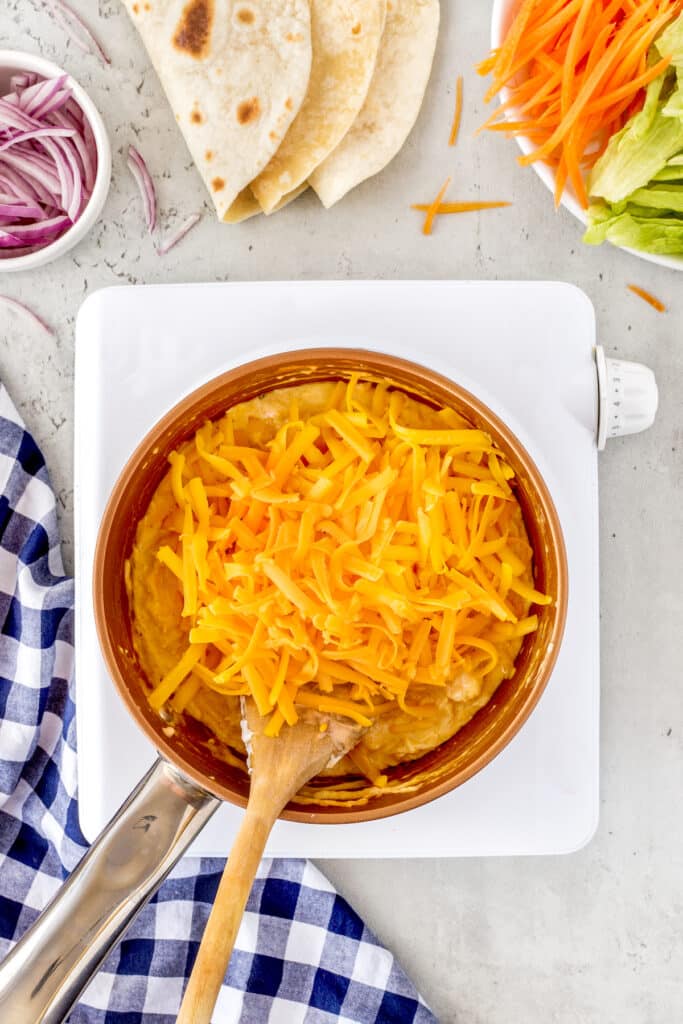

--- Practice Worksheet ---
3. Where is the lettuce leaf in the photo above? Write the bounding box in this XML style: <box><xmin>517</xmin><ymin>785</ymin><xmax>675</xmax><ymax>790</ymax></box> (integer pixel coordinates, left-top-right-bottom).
<box><xmin>655</xmin><ymin>9</ymin><xmax>683</xmax><ymax>69</ymax></box>
<box><xmin>584</xmin><ymin>11</ymin><xmax>683</xmax><ymax>255</ymax></box>
<box><xmin>588</xmin><ymin>70</ymin><xmax>683</xmax><ymax>203</ymax></box>
<box><xmin>584</xmin><ymin>208</ymin><xmax>683</xmax><ymax>255</ymax></box>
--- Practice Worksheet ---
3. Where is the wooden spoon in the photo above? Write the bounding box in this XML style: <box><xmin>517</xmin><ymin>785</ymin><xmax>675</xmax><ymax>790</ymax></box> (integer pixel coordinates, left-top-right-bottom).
<box><xmin>176</xmin><ymin>700</ymin><xmax>365</xmax><ymax>1024</ymax></box>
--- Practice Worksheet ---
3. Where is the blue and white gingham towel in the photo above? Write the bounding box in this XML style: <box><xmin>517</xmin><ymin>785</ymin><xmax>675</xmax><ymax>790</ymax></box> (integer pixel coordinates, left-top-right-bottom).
<box><xmin>0</xmin><ymin>383</ymin><xmax>438</xmax><ymax>1024</ymax></box>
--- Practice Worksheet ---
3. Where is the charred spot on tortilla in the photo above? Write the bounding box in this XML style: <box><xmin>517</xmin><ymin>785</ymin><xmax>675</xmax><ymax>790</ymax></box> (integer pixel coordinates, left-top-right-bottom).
<box><xmin>237</xmin><ymin>97</ymin><xmax>261</xmax><ymax>125</ymax></box>
<box><xmin>132</xmin><ymin>1</ymin><xmax>139</xmax><ymax>12</ymax></box>
<box><xmin>205</xmin><ymin>149</ymin><xmax>214</xmax><ymax>161</ymax></box>
<box><xmin>190</xmin><ymin>108</ymin><xmax>204</xmax><ymax>124</ymax></box>
<box><xmin>352</xmin><ymin>23</ymin><xmax>362</xmax><ymax>35</ymax></box>
<box><xmin>211</xmin><ymin>177</ymin><xmax>225</xmax><ymax>192</ymax></box>
<box><xmin>285</xmin><ymin>97</ymin><xmax>293</xmax><ymax>111</ymax></box>
<box><xmin>286</xmin><ymin>32</ymin><xmax>303</xmax><ymax>43</ymax></box>
<box><xmin>237</xmin><ymin>7</ymin><xmax>255</xmax><ymax>23</ymax></box>
<box><xmin>173</xmin><ymin>0</ymin><xmax>213</xmax><ymax>59</ymax></box>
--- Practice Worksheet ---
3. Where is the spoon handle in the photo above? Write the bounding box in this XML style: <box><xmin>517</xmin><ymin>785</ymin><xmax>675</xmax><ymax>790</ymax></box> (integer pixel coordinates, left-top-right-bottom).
<box><xmin>176</xmin><ymin>798</ymin><xmax>278</xmax><ymax>1024</ymax></box>
<box><xmin>177</xmin><ymin>702</ymin><xmax>361</xmax><ymax>1024</ymax></box>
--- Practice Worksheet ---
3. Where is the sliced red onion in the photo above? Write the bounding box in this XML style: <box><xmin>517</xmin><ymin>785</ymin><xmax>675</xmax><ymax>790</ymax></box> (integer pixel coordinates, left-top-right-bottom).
<box><xmin>54</xmin><ymin>137</ymin><xmax>83</xmax><ymax>221</ymax></box>
<box><xmin>50</xmin><ymin>4</ymin><xmax>91</xmax><ymax>57</ymax></box>
<box><xmin>48</xmin><ymin>110</ymin><xmax>95</xmax><ymax>192</ymax></box>
<box><xmin>0</xmin><ymin>167</ymin><xmax>48</xmax><ymax>206</ymax></box>
<box><xmin>0</xmin><ymin>168</ymin><xmax>30</xmax><ymax>193</ymax></box>
<box><xmin>32</xmin><ymin>89</ymin><xmax>73</xmax><ymax>122</ymax></box>
<box><xmin>0</xmin><ymin>99</ymin><xmax>41</xmax><ymax>132</ymax></box>
<box><xmin>0</xmin><ymin>295</ymin><xmax>54</xmax><ymax>336</ymax></box>
<box><xmin>10</xmin><ymin>73</ymin><xmax>38</xmax><ymax>92</ymax></box>
<box><xmin>0</xmin><ymin>151</ymin><xmax>61</xmax><ymax>193</ymax></box>
<box><xmin>0</xmin><ymin>247</ymin><xmax>35</xmax><ymax>257</ymax></box>
<box><xmin>0</xmin><ymin>73</ymin><xmax>98</xmax><ymax>256</ymax></box>
<box><xmin>5</xmin><ymin>216</ymin><xmax>71</xmax><ymax>240</ymax></box>
<box><xmin>127</xmin><ymin>146</ymin><xmax>157</xmax><ymax>233</ymax></box>
<box><xmin>65</xmin><ymin>97</ymin><xmax>86</xmax><ymax>128</ymax></box>
<box><xmin>10</xmin><ymin>213</ymin><xmax>69</xmax><ymax>233</ymax></box>
<box><xmin>0</xmin><ymin>200</ymin><xmax>45</xmax><ymax>220</ymax></box>
<box><xmin>18</xmin><ymin>76</ymin><xmax>68</xmax><ymax>116</ymax></box>
<box><xmin>43</xmin><ymin>138</ymin><xmax>71</xmax><ymax>213</ymax></box>
<box><xmin>0</xmin><ymin>127</ymin><xmax>75</xmax><ymax>153</ymax></box>
<box><xmin>157</xmin><ymin>213</ymin><xmax>201</xmax><ymax>255</ymax></box>
<box><xmin>47</xmin><ymin>0</ymin><xmax>111</xmax><ymax>66</ymax></box>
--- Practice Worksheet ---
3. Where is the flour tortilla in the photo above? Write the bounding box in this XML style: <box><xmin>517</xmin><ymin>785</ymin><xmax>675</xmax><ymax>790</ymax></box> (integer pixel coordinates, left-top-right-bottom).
<box><xmin>309</xmin><ymin>0</ymin><xmax>439</xmax><ymax>209</ymax></box>
<box><xmin>223</xmin><ymin>183</ymin><xmax>309</xmax><ymax>223</ymax></box>
<box><xmin>123</xmin><ymin>0</ymin><xmax>312</xmax><ymax>220</ymax></box>
<box><xmin>251</xmin><ymin>0</ymin><xmax>386</xmax><ymax>213</ymax></box>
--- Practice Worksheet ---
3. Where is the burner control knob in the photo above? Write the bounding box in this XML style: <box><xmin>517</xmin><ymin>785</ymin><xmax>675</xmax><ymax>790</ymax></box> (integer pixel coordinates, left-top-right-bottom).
<box><xmin>595</xmin><ymin>346</ymin><xmax>659</xmax><ymax>451</ymax></box>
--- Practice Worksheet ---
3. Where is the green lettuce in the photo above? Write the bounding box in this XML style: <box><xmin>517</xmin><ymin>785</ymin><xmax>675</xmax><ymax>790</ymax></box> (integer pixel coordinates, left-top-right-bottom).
<box><xmin>584</xmin><ymin>210</ymin><xmax>683</xmax><ymax>255</ymax></box>
<box><xmin>656</xmin><ymin>9</ymin><xmax>683</xmax><ymax>68</ymax></box>
<box><xmin>584</xmin><ymin>11</ymin><xmax>683</xmax><ymax>255</ymax></box>
<box><xmin>588</xmin><ymin>71</ymin><xmax>683</xmax><ymax>204</ymax></box>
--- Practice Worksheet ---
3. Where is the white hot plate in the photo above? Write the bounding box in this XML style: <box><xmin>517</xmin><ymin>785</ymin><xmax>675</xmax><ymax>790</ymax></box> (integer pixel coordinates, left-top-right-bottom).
<box><xmin>75</xmin><ymin>280</ymin><xmax>608</xmax><ymax>858</ymax></box>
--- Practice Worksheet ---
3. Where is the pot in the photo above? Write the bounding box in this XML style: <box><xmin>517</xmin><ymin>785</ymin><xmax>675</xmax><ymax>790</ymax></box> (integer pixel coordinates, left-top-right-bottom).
<box><xmin>0</xmin><ymin>350</ymin><xmax>567</xmax><ymax>1022</ymax></box>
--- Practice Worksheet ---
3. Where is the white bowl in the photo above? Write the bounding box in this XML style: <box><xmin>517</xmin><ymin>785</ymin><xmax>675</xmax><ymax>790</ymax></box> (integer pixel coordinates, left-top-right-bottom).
<box><xmin>490</xmin><ymin>0</ymin><xmax>683</xmax><ymax>272</ymax></box>
<box><xmin>0</xmin><ymin>49</ymin><xmax>112</xmax><ymax>272</ymax></box>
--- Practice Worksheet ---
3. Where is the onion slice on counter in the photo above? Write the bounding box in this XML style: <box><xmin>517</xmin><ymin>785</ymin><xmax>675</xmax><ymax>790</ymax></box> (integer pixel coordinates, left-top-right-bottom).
<box><xmin>0</xmin><ymin>73</ymin><xmax>98</xmax><ymax>258</ymax></box>
<box><xmin>0</xmin><ymin>294</ymin><xmax>54</xmax><ymax>336</ymax></box>
<box><xmin>127</xmin><ymin>150</ymin><xmax>199</xmax><ymax>252</ymax></box>
<box><xmin>127</xmin><ymin>146</ymin><xmax>157</xmax><ymax>234</ymax></box>
<box><xmin>46</xmin><ymin>0</ymin><xmax>111</xmax><ymax>66</ymax></box>
<box><xmin>157</xmin><ymin>213</ymin><xmax>201</xmax><ymax>255</ymax></box>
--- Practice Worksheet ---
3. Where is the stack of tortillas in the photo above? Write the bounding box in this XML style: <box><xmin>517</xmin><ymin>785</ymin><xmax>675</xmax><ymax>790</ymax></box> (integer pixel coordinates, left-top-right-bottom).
<box><xmin>123</xmin><ymin>0</ymin><xmax>440</xmax><ymax>222</ymax></box>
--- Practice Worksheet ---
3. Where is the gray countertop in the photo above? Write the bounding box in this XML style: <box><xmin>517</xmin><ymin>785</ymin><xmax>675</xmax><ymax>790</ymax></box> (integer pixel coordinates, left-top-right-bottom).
<box><xmin>3</xmin><ymin>3</ymin><xmax>682</xmax><ymax>1022</ymax></box>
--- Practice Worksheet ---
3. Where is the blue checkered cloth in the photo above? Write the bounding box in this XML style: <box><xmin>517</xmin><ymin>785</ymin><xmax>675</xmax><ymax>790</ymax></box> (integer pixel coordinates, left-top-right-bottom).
<box><xmin>0</xmin><ymin>383</ymin><xmax>437</xmax><ymax>1024</ymax></box>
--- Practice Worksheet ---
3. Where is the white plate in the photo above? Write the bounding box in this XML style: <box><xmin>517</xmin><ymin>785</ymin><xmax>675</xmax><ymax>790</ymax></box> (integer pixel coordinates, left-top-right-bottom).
<box><xmin>490</xmin><ymin>0</ymin><xmax>683</xmax><ymax>272</ymax></box>
<box><xmin>74</xmin><ymin>280</ymin><xmax>600</xmax><ymax>858</ymax></box>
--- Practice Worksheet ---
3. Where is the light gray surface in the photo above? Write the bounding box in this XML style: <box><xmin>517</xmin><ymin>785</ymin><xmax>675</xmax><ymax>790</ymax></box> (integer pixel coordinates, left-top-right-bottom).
<box><xmin>2</xmin><ymin>3</ymin><xmax>681</xmax><ymax>1023</ymax></box>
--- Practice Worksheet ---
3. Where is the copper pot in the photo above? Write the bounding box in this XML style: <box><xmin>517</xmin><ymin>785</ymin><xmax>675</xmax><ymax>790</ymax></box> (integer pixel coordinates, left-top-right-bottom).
<box><xmin>0</xmin><ymin>350</ymin><xmax>567</xmax><ymax>1023</ymax></box>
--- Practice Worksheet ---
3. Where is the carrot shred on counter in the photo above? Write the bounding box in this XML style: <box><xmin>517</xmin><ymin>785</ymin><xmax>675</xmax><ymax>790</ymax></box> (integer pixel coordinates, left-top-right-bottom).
<box><xmin>478</xmin><ymin>0</ymin><xmax>683</xmax><ymax>208</ymax></box>
<box><xmin>412</xmin><ymin>201</ymin><xmax>511</xmax><ymax>214</ymax></box>
<box><xmin>627</xmin><ymin>284</ymin><xmax>667</xmax><ymax>312</ymax></box>
<box><xmin>449</xmin><ymin>75</ymin><xmax>464</xmax><ymax>146</ymax></box>
<box><xmin>421</xmin><ymin>176</ymin><xmax>452</xmax><ymax>235</ymax></box>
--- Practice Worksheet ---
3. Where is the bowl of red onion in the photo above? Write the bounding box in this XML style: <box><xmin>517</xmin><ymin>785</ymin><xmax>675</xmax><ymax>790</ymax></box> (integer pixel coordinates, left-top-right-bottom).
<box><xmin>0</xmin><ymin>49</ymin><xmax>111</xmax><ymax>272</ymax></box>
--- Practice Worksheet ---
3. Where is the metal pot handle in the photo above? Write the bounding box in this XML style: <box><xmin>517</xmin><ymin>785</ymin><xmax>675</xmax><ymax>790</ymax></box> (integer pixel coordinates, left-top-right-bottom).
<box><xmin>0</xmin><ymin>757</ymin><xmax>220</xmax><ymax>1024</ymax></box>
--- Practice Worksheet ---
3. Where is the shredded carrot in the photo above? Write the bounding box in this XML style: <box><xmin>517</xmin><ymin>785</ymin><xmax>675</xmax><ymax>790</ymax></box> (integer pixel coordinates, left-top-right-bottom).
<box><xmin>412</xmin><ymin>201</ymin><xmax>511</xmax><ymax>214</ymax></box>
<box><xmin>627</xmin><ymin>284</ymin><xmax>666</xmax><ymax>313</ymax></box>
<box><xmin>479</xmin><ymin>0</ymin><xmax>683</xmax><ymax>208</ymax></box>
<box><xmin>449</xmin><ymin>75</ymin><xmax>464</xmax><ymax>146</ymax></box>
<box><xmin>144</xmin><ymin>378</ymin><xmax>547</xmax><ymax>737</ymax></box>
<box><xmin>422</xmin><ymin>176</ymin><xmax>451</xmax><ymax>235</ymax></box>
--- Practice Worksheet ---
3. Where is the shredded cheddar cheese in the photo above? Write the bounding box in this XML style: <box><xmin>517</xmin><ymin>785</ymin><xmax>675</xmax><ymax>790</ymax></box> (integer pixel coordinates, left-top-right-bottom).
<box><xmin>139</xmin><ymin>377</ymin><xmax>549</xmax><ymax>747</ymax></box>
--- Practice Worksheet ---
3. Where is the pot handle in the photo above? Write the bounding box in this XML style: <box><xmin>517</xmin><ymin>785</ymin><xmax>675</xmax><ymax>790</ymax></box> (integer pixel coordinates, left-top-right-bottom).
<box><xmin>0</xmin><ymin>757</ymin><xmax>220</xmax><ymax>1024</ymax></box>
